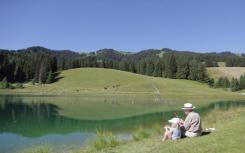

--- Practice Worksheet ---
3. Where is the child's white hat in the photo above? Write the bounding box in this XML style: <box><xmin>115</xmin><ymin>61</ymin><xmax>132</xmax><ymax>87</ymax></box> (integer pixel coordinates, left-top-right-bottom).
<box><xmin>168</xmin><ymin>117</ymin><xmax>180</xmax><ymax>124</ymax></box>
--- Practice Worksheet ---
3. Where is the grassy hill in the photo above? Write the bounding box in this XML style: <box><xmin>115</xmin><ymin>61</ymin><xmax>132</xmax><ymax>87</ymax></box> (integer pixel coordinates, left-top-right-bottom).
<box><xmin>2</xmin><ymin>68</ymin><xmax>244</xmax><ymax>103</ymax></box>
<box><xmin>207</xmin><ymin>67</ymin><xmax>245</xmax><ymax>80</ymax></box>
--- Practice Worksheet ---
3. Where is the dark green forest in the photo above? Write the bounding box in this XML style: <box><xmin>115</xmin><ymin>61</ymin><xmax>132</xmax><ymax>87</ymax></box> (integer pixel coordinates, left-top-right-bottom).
<box><xmin>0</xmin><ymin>46</ymin><xmax>245</xmax><ymax>90</ymax></box>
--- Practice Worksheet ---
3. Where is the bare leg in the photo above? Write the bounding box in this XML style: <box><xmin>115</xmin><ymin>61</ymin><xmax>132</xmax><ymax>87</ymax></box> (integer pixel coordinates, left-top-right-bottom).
<box><xmin>162</xmin><ymin>125</ymin><xmax>171</xmax><ymax>142</ymax></box>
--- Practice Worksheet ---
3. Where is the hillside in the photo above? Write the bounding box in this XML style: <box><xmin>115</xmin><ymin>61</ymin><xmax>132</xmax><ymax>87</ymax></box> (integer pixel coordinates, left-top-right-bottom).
<box><xmin>207</xmin><ymin>67</ymin><xmax>245</xmax><ymax>80</ymax></box>
<box><xmin>4</xmin><ymin>68</ymin><xmax>243</xmax><ymax>102</ymax></box>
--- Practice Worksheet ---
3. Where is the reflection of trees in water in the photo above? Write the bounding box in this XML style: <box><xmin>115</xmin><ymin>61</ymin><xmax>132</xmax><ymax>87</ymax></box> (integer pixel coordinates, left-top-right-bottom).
<box><xmin>1</xmin><ymin>101</ymin><xmax>59</xmax><ymax>123</ymax></box>
<box><xmin>0</xmin><ymin>96</ymin><xmax>61</xmax><ymax>137</ymax></box>
<box><xmin>0</xmin><ymin>95</ymin><xmax>245</xmax><ymax>137</ymax></box>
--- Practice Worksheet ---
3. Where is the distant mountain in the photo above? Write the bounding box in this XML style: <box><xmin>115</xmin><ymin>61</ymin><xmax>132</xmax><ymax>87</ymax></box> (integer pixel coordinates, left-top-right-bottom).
<box><xmin>1</xmin><ymin>46</ymin><xmax>243</xmax><ymax>60</ymax></box>
<box><xmin>1</xmin><ymin>46</ymin><xmax>244</xmax><ymax>65</ymax></box>
<box><xmin>19</xmin><ymin>46</ymin><xmax>80</xmax><ymax>58</ymax></box>
<box><xmin>96</xmin><ymin>49</ymin><xmax>126</xmax><ymax>61</ymax></box>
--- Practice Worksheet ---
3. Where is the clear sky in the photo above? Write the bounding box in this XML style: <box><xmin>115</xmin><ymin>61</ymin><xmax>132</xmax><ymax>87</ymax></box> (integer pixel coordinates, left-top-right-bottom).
<box><xmin>0</xmin><ymin>0</ymin><xmax>245</xmax><ymax>53</ymax></box>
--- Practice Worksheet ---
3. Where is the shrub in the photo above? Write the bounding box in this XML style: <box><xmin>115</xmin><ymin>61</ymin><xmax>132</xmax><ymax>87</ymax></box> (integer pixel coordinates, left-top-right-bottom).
<box><xmin>16</xmin><ymin>83</ymin><xmax>24</xmax><ymax>89</ymax></box>
<box><xmin>91</xmin><ymin>131</ymin><xmax>120</xmax><ymax>151</ymax></box>
<box><xmin>215</xmin><ymin>77</ymin><xmax>230</xmax><ymax>88</ymax></box>
<box><xmin>152</xmin><ymin>123</ymin><xmax>163</xmax><ymax>136</ymax></box>
<box><xmin>230</xmin><ymin>78</ymin><xmax>240</xmax><ymax>92</ymax></box>
<box><xmin>0</xmin><ymin>81</ymin><xmax>10</xmax><ymax>89</ymax></box>
<box><xmin>132</xmin><ymin>127</ymin><xmax>150</xmax><ymax>141</ymax></box>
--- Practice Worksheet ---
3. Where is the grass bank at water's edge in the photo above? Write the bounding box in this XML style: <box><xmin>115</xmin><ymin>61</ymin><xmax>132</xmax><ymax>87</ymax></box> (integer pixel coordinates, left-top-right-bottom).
<box><xmin>22</xmin><ymin>107</ymin><xmax>245</xmax><ymax>153</ymax></box>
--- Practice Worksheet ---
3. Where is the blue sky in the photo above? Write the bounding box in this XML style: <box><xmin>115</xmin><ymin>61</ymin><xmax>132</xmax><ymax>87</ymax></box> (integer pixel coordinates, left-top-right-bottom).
<box><xmin>0</xmin><ymin>0</ymin><xmax>245</xmax><ymax>53</ymax></box>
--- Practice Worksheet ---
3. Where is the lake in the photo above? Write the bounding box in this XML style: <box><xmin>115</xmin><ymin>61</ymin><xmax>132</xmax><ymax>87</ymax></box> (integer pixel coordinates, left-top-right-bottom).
<box><xmin>0</xmin><ymin>95</ymin><xmax>244</xmax><ymax>153</ymax></box>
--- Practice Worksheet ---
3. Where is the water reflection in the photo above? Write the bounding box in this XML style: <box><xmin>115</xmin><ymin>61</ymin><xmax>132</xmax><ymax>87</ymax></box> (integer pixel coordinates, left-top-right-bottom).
<box><xmin>0</xmin><ymin>95</ymin><xmax>245</xmax><ymax>137</ymax></box>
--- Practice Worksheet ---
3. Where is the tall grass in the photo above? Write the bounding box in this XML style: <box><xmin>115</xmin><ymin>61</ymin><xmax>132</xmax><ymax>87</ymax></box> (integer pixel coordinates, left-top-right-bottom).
<box><xmin>22</xmin><ymin>145</ymin><xmax>52</xmax><ymax>153</ymax></box>
<box><xmin>151</xmin><ymin>123</ymin><xmax>163</xmax><ymax>136</ymax></box>
<box><xmin>132</xmin><ymin>127</ymin><xmax>151</xmax><ymax>141</ymax></box>
<box><xmin>90</xmin><ymin>130</ymin><xmax>120</xmax><ymax>151</ymax></box>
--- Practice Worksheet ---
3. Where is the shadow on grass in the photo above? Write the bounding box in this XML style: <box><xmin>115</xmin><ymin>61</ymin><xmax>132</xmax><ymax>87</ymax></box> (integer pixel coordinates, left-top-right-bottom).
<box><xmin>52</xmin><ymin>72</ymin><xmax>64</xmax><ymax>83</ymax></box>
<box><xmin>201</xmin><ymin>131</ymin><xmax>211</xmax><ymax>136</ymax></box>
<box><xmin>181</xmin><ymin>131</ymin><xmax>211</xmax><ymax>139</ymax></box>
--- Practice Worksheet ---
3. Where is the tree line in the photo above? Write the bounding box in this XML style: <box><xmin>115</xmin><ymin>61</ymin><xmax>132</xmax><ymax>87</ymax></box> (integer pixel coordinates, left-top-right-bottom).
<box><xmin>0</xmin><ymin>46</ymin><xmax>244</xmax><ymax>90</ymax></box>
<box><xmin>0</xmin><ymin>48</ymin><xmax>208</xmax><ymax>85</ymax></box>
<box><xmin>210</xmin><ymin>74</ymin><xmax>245</xmax><ymax>91</ymax></box>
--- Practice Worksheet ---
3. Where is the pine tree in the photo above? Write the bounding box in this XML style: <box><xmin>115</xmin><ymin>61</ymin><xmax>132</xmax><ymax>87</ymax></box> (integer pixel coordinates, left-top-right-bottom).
<box><xmin>164</xmin><ymin>54</ymin><xmax>177</xmax><ymax>78</ymax></box>
<box><xmin>46</xmin><ymin>71</ymin><xmax>54</xmax><ymax>84</ymax></box>
<box><xmin>188</xmin><ymin>60</ymin><xmax>208</xmax><ymax>82</ymax></box>
<box><xmin>230</xmin><ymin>78</ymin><xmax>240</xmax><ymax>91</ymax></box>
<box><xmin>146</xmin><ymin>60</ymin><xmax>154</xmax><ymax>76</ymax></box>
<box><xmin>239</xmin><ymin>73</ymin><xmax>245</xmax><ymax>89</ymax></box>
<box><xmin>51</xmin><ymin>57</ymin><xmax>58</xmax><ymax>72</ymax></box>
<box><xmin>153</xmin><ymin>61</ymin><xmax>162</xmax><ymax>77</ymax></box>
<box><xmin>139</xmin><ymin>61</ymin><xmax>147</xmax><ymax>75</ymax></box>
<box><xmin>196</xmin><ymin>63</ymin><xmax>208</xmax><ymax>82</ymax></box>
<box><xmin>119</xmin><ymin>61</ymin><xmax>129</xmax><ymax>71</ymax></box>
<box><xmin>223</xmin><ymin>77</ymin><xmax>230</xmax><ymax>88</ymax></box>
<box><xmin>208</xmin><ymin>78</ymin><xmax>215</xmax><ymax>87</ymax></box>
<box><xmin>129</xmin><ymin>62</ymin><xmax>136</xmax><ymax>73</ymax></box>
<box><xmin>188</xmin><ymin>60</ymin><xmax>198</xmax><ymax>80</ymax></box>
<box><xmin>216</xmin><ymin>77</ymin><xmax>230</xmax><ymax>88</ymax></box>
<box><xmin>176</xmin><ymin>60</ymin><xmax>189</xmax><ymax>79</ymax></box>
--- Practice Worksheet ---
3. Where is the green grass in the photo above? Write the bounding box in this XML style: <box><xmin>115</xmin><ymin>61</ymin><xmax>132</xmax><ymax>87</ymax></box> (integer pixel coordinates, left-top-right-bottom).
<box><xmin>2</xmin><ymin>68</ymin><xmax>243</xmax><ymax>99</ymax></box>
<box><xmin>132</xmin><ymin>127</ymin><xmax>151</xmax><ymax>141</ymax></box>
<box><xmin>82</xmin><ymin>107</ymin><xmax>245</xmax><ymax>153</ymax></box>
<box><xmin>22</xmin><ymin>145</ymin><xmax>52</xmax><ymax>153</ymax></box>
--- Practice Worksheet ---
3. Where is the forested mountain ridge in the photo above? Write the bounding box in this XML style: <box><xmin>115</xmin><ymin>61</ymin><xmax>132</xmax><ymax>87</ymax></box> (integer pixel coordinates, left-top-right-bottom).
<box><xmin>0</xmin><ymin>46</ymin><xmax>244</xmax><ymax>86</ymax></box>
<box><xmin>95</xmin><ymin>48</ymin><xmax>244</xmax><ymax>65</ymax></box>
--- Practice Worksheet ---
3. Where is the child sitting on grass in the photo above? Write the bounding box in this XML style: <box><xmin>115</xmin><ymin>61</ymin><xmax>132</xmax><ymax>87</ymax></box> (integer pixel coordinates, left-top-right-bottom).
<box><xmin>162</xmin><ymin>117</ymin><xmax>181</xmax><ymax>141</ymax></box>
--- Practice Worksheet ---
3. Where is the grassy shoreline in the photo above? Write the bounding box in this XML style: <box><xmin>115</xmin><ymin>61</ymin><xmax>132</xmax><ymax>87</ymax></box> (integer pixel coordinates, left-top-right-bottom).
<box><xmin>22</xmin><ymin>106</ymin><xmax>245</xmax><ymax>153</ymax></box>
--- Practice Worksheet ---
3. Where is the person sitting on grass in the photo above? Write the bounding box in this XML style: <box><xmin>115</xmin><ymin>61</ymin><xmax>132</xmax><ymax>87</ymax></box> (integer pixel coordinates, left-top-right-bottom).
<box><xmin>179</xmin><ymin>103</ymin><xmax>202</xmax><ymax>138</ymax></box>
<box><xmin>162</xmin><ymin>117</ymin><xmax>181</xmax><ymax>141</ymax></box>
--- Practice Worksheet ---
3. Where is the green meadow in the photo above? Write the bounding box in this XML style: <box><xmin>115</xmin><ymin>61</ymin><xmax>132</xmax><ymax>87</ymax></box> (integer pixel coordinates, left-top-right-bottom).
<box><xmin>2</xmin><ymin>68</ymin><xmax>244</xmax><ymax>99</ymax></box>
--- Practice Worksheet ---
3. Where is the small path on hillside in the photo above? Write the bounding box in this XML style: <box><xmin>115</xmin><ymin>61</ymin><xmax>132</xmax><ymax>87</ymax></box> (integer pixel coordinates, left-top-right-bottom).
<box><xmin>152</xmin><ymin>85</ymin><xmax>160</xmax><ymax>94</ymax></box>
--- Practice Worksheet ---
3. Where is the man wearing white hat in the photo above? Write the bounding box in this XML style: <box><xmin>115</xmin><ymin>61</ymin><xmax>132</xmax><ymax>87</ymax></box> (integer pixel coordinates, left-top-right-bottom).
<box><xmin>179</xmin><ymin>103</ymin><xmax>202</xmax><ymax>137</ymax></box>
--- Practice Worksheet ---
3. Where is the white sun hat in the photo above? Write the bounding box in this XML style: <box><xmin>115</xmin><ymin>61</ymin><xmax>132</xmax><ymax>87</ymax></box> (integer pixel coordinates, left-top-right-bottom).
<box><xmin>181</xmin><ymin>103</ymin><xmax>196</xmax><ymax>110</ymax></box>
<box><xmin>168</xmin><ymin>117</ymin><xmax>180</xmax><ymax>124</ymax></box>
